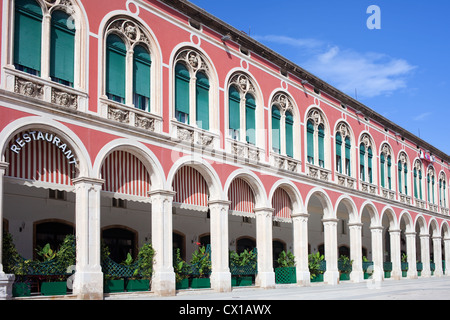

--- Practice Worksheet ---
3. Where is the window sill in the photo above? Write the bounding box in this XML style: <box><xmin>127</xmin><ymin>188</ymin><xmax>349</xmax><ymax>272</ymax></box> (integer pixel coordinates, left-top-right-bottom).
<box><xmin>171</xmin><ymin>120</ymin><xmax>219</xmax><ymax>149</ymax></box>
<box><xmin>335</xmin><ymin>173</ymin><xmax>356</xmax><ymax>189</ymax></box>
<box><xmin>226</xmin><ymin>138</ymin><xmax>263</xmax><ymax>163</ymax></box>
<box><xmin>306</xmin><ymin>163</ymin><xmax>330</xmax><ymax>182</ymax></box>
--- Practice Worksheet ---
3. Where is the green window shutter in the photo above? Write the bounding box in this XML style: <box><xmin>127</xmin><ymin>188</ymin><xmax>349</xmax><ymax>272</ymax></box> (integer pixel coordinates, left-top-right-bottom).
<box><xmin>359</xmin><ymin>143</ymin><xmax>365</xmax><ymax>181</ymax></box>
<box><xmin>414</xmin><ymin>168</ymin><xmax>418</xmax><ymax>198</ymax></box>
<box><xmin>196</xmin><ymin>72</ymin><xmax>209</xmax><ymax>130</ymax></box>
<box><xmin>285</xmin><ymin>111</ymin><xmax>294</xmax><ymax>158</ymax></box>
<box><xmin>133</xmin><ymin>45</ymin><xmax>151</xmax><ymax>110</ymax></box>
<box><xmin>318</xmin><ymin>124</ymin><xmax>325</xmax><ymax>167</ymax></box>
<box><xmin>345</xmin><ymin>136</ymin><xmax>351</xmax><ymax>176</ymax></box>
<box><xmin>335</xmin><ymin>133</ymin><xmax>342</xmax><ymax>173</ymax></box>
<box><xmin>14</xmin><ymin>0</ymin><xmax>42</xmax><ymax>74</ymax></box>
<box><xmin>307</xmin><ymin>120</ymin><xmax>314</xmax><ymax>163</ymax></box>
<box><xmin>271</xmin><ymin>106</ymin><xmax>281</xmax><ymax>154</ymax></box>
<box><xmin>398</xmin><ymin>161</ymin><xmax>403</xmax><ymax>194</ymax></box>
<box><xmin>427</xmin><ymin>175</ymin><xmax>431</xmax><ymax>203</ymax></box>
<box><xmin>419</xmin><ymin>170</ymin><xmax>423</xmax><ymax>200</ymax></box>
<box><xmin>245</xmin><ymin>93</ymin><xmax>256</xmax><ymax>145</ymax></box>
<box><xmin>106</xmin><ymin>34</ymin><xmax>126</xmax><ymax>101</ymax></box>
<box><xmin>404</xmin><ymin>166</ymin><xmax>408</xmax><ymax>195</ymax></box>
<box><xmin>380</xmin><ymin>153</ymin><xmax>385</xmax><ymax>188</ymax></box>
<box><xmin>50</xmin><ymin>10</ymin><xmax>75</xmax><ymax>86</ymax></box>
<box><xmin>175</xmin><ymin>63</ymin><xmax>190</xmax><ymax>120</ymax></box>
<box><xmin>368</xmin><ymin>147</ymin><xmax>373</xmax><ymax>183</ymax></box>
<box><xmin>387</xmin><ymin>156</ymin><xmax>392</xmax><ymax>189</ymax></box>
<box><xmin>228</xmin><ymin>86</ymin><xmax>240</xmax><ymax>131</ymax></box>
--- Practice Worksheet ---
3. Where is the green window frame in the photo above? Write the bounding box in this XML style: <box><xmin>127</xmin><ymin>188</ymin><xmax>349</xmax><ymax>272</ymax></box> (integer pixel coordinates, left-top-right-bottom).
<box><xmin>14</xmin><ymin>0</ymin><xmax>43</xmax><ymax>76</ymax></box>
<box><xmin>345</xmin><ymin>136</ymin><xmax>351</xmax><ymax>176</ymax></box>
<box><xmin>50</xmin><ymin>10</ymin><xmax>75</xmax><ymax>87</ymax></box>
<box><xmin>380</xmin><ymin>153</ymin><xmax>385</xmax><ymax>188</ymax></box>
<box><xmin>367</xmin><ymin>147</ymin><xmax>373</xmax><ymax>184</ymax></box>
<box><xmin>359</xmin><ymin>143</ymin><xmax>365</xmax><ymax>181</ymax></box>
<box><xmin>133</xmin><ymin>45</ymin><xmax>151</xmax><ymax>111</ymax></box>
<box><xmin>318</xmin><ymin>124</ymin><xmax>325</xmax><ymax>168</ymax></box>
<box><xmin>245</xmin><ymin>93</ymin><xmax>256</xmax><ymax>145</ymax></box>
<box><xmin>335</xmin><ymin>133</ymin><xmax>342</xmax><ymax>173</ymax></box>
<box><xmin>387</xmin><ymin>156</ymin><xmax>392</xmax><ymax>189</ymax></box>
<box><xmin>195</xmin><ymin>71</ymin><xmax>209</xmax><ymax>130</ymax></box>
<box><xmin>106</xmin><ymin>34</ymin><xmax>126</xmax><ymax>103</ymax></box>
<box><xmin>271</xmin><ymin>106</ymin><xmax>281</xmax><ymax>154</ymax></box>
<box><xmin>398</xmin><ymin>161</ymin><xmax>403</xmax><ymax>194</ymax></box>
<box><xmin>228</xmin><ymin>86</ymin><xmax>240</xmax><ymax>139</ymax></box>
<box><xmin>285</xmin><ymin>111</ymin><xmax>294</xmax><ymax>158</ymax></box>
<box><xmin>175</xmin><ymin>62</ymin><xmax>190</xmax><ymax>123</ymax></box>
<box><xmin>419</xmin><ymin>169</ymin><xmax>423</xmax><ymax>200</ymax></box>
<box><xmin>307</xmin><ymin>120</ymin><xmax>314</xmax><ymax>164</ymax></box>
<box><xmin>414</xmin><ymin>168</ymin><xmax>418</xmax><ymax>198</ymax></box>
<box><xmin>404</xmin><ymin>165</ymin><xmax>408</xmax><ymax>195</ymax></box>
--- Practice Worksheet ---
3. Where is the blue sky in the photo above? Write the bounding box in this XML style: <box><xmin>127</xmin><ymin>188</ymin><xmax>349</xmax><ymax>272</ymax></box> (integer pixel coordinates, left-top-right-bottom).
<box><xmin>189</xmin><ymin>0</ymin><xmax>450</xmax><ymax>155</ymax></box>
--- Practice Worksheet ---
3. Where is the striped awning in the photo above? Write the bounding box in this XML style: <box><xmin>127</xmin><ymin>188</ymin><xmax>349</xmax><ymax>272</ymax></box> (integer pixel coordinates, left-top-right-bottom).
<box><xmin>272</xmin><ymin>188</ymin><xmax>292</xmax><ymax>219</ymax></box>
<box><xmin>228</xmin><ymin>178</ymin><xmax>255</xmax><ymax>214</ymax></box>
<box><xmin>5</xmin><ymin>132</ymin><xmax>75</xmax><ymax>186</ymax></box>
<box><xmin>101</xmin><ymin>150</ymin><xmax>151</xmax><ymax>197</ymax></box>
<box><xmin>172</xmin><ymin>166</ymin><xmax>209</xmax><ymax>207</ymax></box>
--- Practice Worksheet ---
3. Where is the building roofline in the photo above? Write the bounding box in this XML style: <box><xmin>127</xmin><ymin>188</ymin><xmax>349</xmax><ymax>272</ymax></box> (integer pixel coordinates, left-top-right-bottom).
<box><xmin>158</xmin><ymin>0</ymin><xmax>449</xmax><ymax>163</ymax></box>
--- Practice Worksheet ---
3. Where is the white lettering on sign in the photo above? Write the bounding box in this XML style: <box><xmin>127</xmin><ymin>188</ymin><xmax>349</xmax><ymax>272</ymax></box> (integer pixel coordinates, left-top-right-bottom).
<box><xmin>10</xmin><ymin>131</ymin><xmax>78</xmax><ymax>165</ymax></box>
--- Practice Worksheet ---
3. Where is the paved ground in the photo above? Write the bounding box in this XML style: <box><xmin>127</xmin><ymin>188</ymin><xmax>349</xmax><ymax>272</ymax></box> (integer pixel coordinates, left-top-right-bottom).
<box><xmin>106</xmin><ymin>276</ymin><xmax>450</xmax><ymax>300</ymax></box>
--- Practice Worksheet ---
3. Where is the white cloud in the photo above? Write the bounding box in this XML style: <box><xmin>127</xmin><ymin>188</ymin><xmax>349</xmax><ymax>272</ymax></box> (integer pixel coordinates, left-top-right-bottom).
<box><xmin>254</xmin><ymin>35</ymin><xmax>416</xmax><ymax>99</ymax></box>
<box><xmin>413</xmin><ymin>112</ymin><xmax>431</xmax><ymax>121</ymax></box>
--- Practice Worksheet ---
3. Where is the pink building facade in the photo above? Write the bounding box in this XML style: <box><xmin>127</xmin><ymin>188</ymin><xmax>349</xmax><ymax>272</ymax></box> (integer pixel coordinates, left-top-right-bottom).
<box><xmin>0</xmin><ymin>0</ymin><xmax>449</xmax><ymax>299</ymax></box>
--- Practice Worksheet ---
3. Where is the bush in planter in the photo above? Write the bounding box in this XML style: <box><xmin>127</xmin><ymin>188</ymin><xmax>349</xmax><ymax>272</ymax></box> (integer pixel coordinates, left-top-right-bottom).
<box><xmin>127</xmin><ymin>243</ymin><xmax>155</xmax><ymax>292</ymax></box>
<box><xmin>308</xmin><ymin>252</ymin><xmax>324</xmax><ymax>282</ymax></box>
<box><xmin>275</xmin><ymin>251</ymin><xmax>296</xmax><ymax>284</ymax></box>
<box><xmin>338</xmin><ymin>255</ymin><xmax>353</xmax><ymax>280</ymax></box>
<box><xmin>174</xmin><ymin>248</ymin><xmax>189</xmax><ymax>289</ymax></box>
<box><xmin>229</xmin><ymin>249</ymin><xmax>256</xmax><ymax>286</ymax></box>
<box><xmin>189</xmin><ymin>245</ymin><xmax>211</xmax><ymax>288</ymax></box>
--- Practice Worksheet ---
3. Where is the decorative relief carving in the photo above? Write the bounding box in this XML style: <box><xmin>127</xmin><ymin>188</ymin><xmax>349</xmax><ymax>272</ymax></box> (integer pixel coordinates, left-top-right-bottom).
<box><xmin>15</xmin><ymin>78</ymin><xmax>43</xmax><ymax>99</ymax></box>
<box><xmin>135</xmin><ymin>115</ymin><xmax>155</xmax><ymax>131</ymax></box>
<box><xmin>107</xmin><ymin>18</ymin><xmax>150</xmax><ymax>47</ymax></box>
<box><xmin>51</xmin><ymin>88</ymin><xmax>78</xmax><ymax>109</ymax></box>
<box><xmin>177</xmin><ymin>128</ymin><xmax>194</xmax><ymax>143</ymax></box>
<box><xmin>175</xmin><ymin>49</ymin><xmax>209</xmax><ymax>74</ymax></box>
<box><xmin>229</xmin><ymin>73</ymin><xmax>256</xmax><ymax>96</ymax></box>
<box><xmin>307</xmin><ymin>108</ymin><xmax>325</xmax><ymax>127</ymax></box>
<box><xmin>108</xmin><ymin>106</ymin><xmax>129</xmax><ymax>123</ymax></box>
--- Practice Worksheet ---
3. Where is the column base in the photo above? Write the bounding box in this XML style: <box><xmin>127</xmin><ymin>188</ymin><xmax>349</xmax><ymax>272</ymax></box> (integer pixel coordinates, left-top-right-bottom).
<box><xmin>210</xmin><ymin>271</ymin><xmax>231</xmax><ymax>292</ymax></box>
<box><xmin>296</xmin><ymin>270</ymin><xmax>311</xmax><ymax>286</ymax></box>
<box><xmin>350</xmin><ymin>270</ymin><xmax>364</xmax><ymax>283</ymax></box>
<box><xmin>152</xmin><ymin>271</ymin><xmax>176</xmax><ymax>296</ymax></box>
<box><xmin>0</xmin><ymin>273</ymin><xmax>15</xmax><ymax>300</ymax></box>
<box><xmin>324</xmin><ymin>270</ymin><xmax>339</xmax><ymax>285</ymax></box>
<box><xmin>73</xmin><ymin>270</ymin><xmax>103</xmax><ymax>300</ymax></box>
<box><xmin>256</xmin><ymin>271</ymin><xmax>275</xmax><ymax>289</ymax></box>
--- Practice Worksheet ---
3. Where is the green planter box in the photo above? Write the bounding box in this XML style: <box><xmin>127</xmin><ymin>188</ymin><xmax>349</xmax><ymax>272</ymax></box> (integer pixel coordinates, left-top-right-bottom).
<box><xmin>384</xmin><ymin>271</ymin><xmax>391</xmax><ymax>278</ymax></box>
<box><xmin>126</xmin><ymin>279</ymin><xmax>149</xmax><ymax>292</ymax></box>
<box><xmin>232</xmin><ymin>276</ymin><xmax>252</xmax><ymax>287</ymax></box>
<box><xmin>176</xmin><ymin>278</ymin><xmax>189</xmax><ymax>290</ymax></box>
<box><xmin>104</xmin><ymin>279</ymin><xmax>125</xmax><ymax>293</ymax></box>
<box><xmin>13</xmin><ymin>282</ymin><xmax>31</xmax><ymax>297</ymax></box>
<box><xmin>41</xmin><ymin>281</ymin><xmax>67</xmax><ymax>296</ymax></box>
<box><xmin>275</xmin><ymin>267</ymin><xmax>296</xmax><ymax>284</ymax></box>
<box><xmin>310</xmin><ymin>274</ymin><xmax>323</xmax><ymax>282</ymax></box>
<box><xmin>190</xmin><ymin>278</ymin><xmax>210</xmax><ymax>289</ymax></box>
<box><xmin>339</xmin><ymin>273</ymin><xmax>350</xmax><ymax>281</ymax></box>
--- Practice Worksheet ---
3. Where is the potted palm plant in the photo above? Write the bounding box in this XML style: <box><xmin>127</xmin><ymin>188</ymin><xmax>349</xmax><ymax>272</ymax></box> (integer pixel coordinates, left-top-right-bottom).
<box><xmin>275</xmin><ymin>250</ymin><xmax>296</xmax><ymax>284</ymax></box>
<box><xmin>174</xmin><ymin>248</ymin><xmax>189</xmax><ymax>289</ymax></box>
<box><xmin>338</xmin><ymin>255</ymin><xmax>352</xmax><ymax>281</ymax></box>
<box><xmin>229</xmin><ymin>249</ymin><xmax>256</xmax><ymax>286</ymax></box>
<box><xmin>308</xmin><ymin>252</ymin><xmax>325</xmax><ymax>282</ymax></box>
<box><xmin>127</xmin><ymin>243</ymin><xmax>154</xmax><ymax>292</ymax></box>
<box><xmin>189</xmin><ymin>245</ymin><xmax>211</xmax><ymax>289</ymax></box>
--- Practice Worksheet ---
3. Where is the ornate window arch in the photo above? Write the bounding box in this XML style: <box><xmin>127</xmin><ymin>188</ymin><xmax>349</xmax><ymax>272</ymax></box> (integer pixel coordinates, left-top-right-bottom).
<box><xmin>359</xmin><ymin>133</ymin><xmax>375</xmax><ymax>184</ymax></box>
<box><xmin>427</xmin><ymin>165</ymin><xmax>437</xmax><ymax>205</ymax></box>
<box><xmin>398</xmin><ymin>151</ymin><xmax>409</xmax><ymax>196</ymax></box>
<box><xmin>174</xmin><ymin>48</ymin><xmax>216</xmax><ymax>132</ymax></box>
<box><xmin>227</xmin><ymin>72</ymin><xmax>259</xmax><ymax>145</ymax></box>
<box><xmin>270</xmin><ymin>92</ymin><xmax>297</xmax><ymax>158</ymax></box>
<box><xmin>7</xmin><ymin>0</ymin><xmax>87</xmax><ymax>90</ymax></box>
<box><xmin>439</xmin><ymin>172</ymin><xmax>447</xmax><ymax>208</ymax></box>
<box><xmin>335</xmin><ymin>122</ymin><xmax>353</xmax><ymax>177</ymax></box>
<box><xmin>380</xmin><ymin>143</ymin><xmax>393</xmax><ymax>190</ymax></box>
<box><xmin>306</xmin><ymin>108</ymin><xmax>328</xmax><ymax>168</ymax></box>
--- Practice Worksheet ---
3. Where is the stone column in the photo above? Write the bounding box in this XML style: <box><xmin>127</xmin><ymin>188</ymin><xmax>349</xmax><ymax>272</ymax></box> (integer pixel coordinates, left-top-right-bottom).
<box><xmin>0</xmin><ymin>162</ymin><xmax>14</xmax><ymax>300</ymax></box>
<box><xmin>322</xmin><ymin>218</ymin><xmax>339</xmax><ymax>285</ymax></box>
<box><xmin>209</xmin><ymin>200</ymin><xmax>231</xmax><ymax>292</ymax></box>
<box><xmin>370</xmin><ymin>226</ymin><xmax>384</xmax><ymax>282</ymax></box>
<box><xmin>72</xmin><ymin>177</ymin><xmax>104</xmax><ymax>300</ymax></box>
<box><xmin>405</xmin><ymin>232</ymin><xmax>418</xmax><ymax>279</ymax></box>
<box><xmin>444</xmin><ymin>238</ymin><xmax>450</xmax><ymax>276</ymax></box>
<box><xmin>149</xmin><ymin>190</ymin><xmax>176</xmax><ymax>296</ymax></box>
<box><xmin>420</xmin><ymin>234</ymin><xmax>431</xmax><ymax>277</ymax></box>
<box><xmin>292</xmin><ymin>212</ymin><xmax>310</xmax><ymax>285</ymax></box>
<box><xmin>432</xmin><ymin>236</ymin><xmax>443</xmax><ymax>277</ymax></box>
<box><xmin>389</xmin><ymin>229</ymin><xmax>402</xmax><ymax>280</ymax></box>
<box><xmin>349</xmin><ymin>222</ymin><xmax>364</xmax><ymax>283</ymax></box>
<box><xmin>255</xmin><ymin>207</ymin><xmax>275</xmax><ymax>289</ymax></box>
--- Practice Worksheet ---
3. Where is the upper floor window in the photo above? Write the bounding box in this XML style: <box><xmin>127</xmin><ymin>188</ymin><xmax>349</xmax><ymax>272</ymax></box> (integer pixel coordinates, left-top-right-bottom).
<box><xmin>439</xmin><ymin>172</ymin><xmax>447</xmax><ymax>208</ymax></box>
<box><xmin>306</xmin><ymin>108</ymin><xmax>326</xmax><ymax>168</ymax></box>
<box><xmin>413</xmin><ymin>160</ymin><xmax>424</xmax><ymax>200</ymax></box>
<box><xmin>380</xmin><ymin>143</ymin><xmax>393</xmax><ymax>190</ymax></box>
<box><xmin>227</xmin><ymin>73</ymin><xmax>258</xmax><ymax>145</ymax></box>
<box><xmin>335</xmin><ymin>122</ymin><xmax>352</xmax><ymax>176</ymax></box>
<box><xmin>359</xmin><ymin>134</ymin><xmax>374</xmax><ymax>184</ymax></box>
<box><xmin>270</xmin><ymin>93</ymin><xmax>295</xmax><ymax>158</ymax></box>
<box><xmin>104</xmin><ymin>19</ymin><xmax>152</xmax><ymax>112</ymax></box>
<box><xmin>427</xmin><ymin>166</ymin><xmax>436</xmax><ymax>205</ymax></box>
<box><xmin>174</xmin><ymin>49</ymin><xmax>211</xmax><ymax>130</ymax></box>
<box><xmin>398</xmin><ymin>152</ymin><xmax>409</xmax><ymax>195</ymax></box>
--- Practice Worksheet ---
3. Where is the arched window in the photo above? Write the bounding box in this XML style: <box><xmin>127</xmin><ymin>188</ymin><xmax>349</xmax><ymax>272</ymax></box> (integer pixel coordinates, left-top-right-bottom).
<box><xmin>398</xmin><ymin>153</ymin><xmax>409</xmax><ymax>195</ymax></box>
<box><xmin>102</xmin><ymin>227</ymin><xmax>137</xmax><ymax>262</ymax></box>
<box><xmin>133</xmin><ymin>45</ymin><xmax>151</xmax><ymax>111</ymax></box>
<box><xmin>270</xmin><ymin>93</ymin><xmax>296</xmax><ymax>158</ymax></box>
<box><xmin>335</xmin><ymin>123</ymin><xmax>352</xmax><ymax>176</ymax></box>
<box><xmin>35</xmin><ymin>221</ymin><xmax>74</xmax><ymax>258</ymax></box>
<box><xmin>306</xmin><ymin>109</ymin><xmax>327</xmax><ymax>168</ymax></box>
<box><xmin>413</xmin><ymin>160</ymin><xmax>423</xmax><ymax>200</ymax></box>
<box><xmin>427</xmin><ymin>167</ymin><xmax>436</xmax><ymax>205</ymax></box>
<box><xmin>271</xmin><ymin>106</ymin><xmax>281</xmax><ymax>154</ymax></box>
<box><xmin>439</xmin><ymin>173</ymin><xmax>447</xmax><ymax>208</ymax></box>
<box><xmin>50</xmin><ymin>10</ymin><xmax>75</xmax><ymax>87</ymax></box>
<box><xmin>359</xmin><ymin>134</ymin><xmax>374</xmax><ymax>184</ymax></box>
<box><xmin>227</xmin><ymin>73</ymin><xmax>258</xmax><ymax>145</ymax></box>
<box><xmin>174</xmin><ymin>49</ymin><xmax>212</xmax><ymax>130</ymax></box>
<box><xmin>106</xmin><ymin>34</ymin><xmax>126</xmax><ymax>103</ymax></box>
<box><xmin>285</xmin><ymin>111</ymin><xmax>294</xmax><ymax>158</ymax></box>
<box><xmin>14</xmin><ymin>0</ymin><xmax>43</xmax><ymax>76</ymax></box>
<box><xmin>380</xmin><ymin>144</ymin><xmax>393</xmax><ymax>190</ymax></box>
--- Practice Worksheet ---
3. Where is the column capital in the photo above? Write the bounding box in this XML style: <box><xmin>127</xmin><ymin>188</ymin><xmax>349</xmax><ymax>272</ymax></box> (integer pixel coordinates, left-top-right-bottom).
<box><xmin>370</xmin><ymin>225</ymin><xmax>384</xmax><ymax>231</ymax></box>
<box><xmin>389</xmin><ymin>229</ymin><xmax>401</xmax><ymax>235</ymax></box>
<box><xmin>72</xmin><ymin>176</ymin><xmax>104</xmax><ymax>186</ymax></box>
<box><xmin>148</xmin><ymin>189</ymin><xmax>176</xmax><ymax>198</ymax></box>
<box><xmin>208</xmin><ymin>199</ymin><xmax>231</xmax><ymax>207</ymax></box>
<box><xmin>0</xmin><ymin>162</ymin><xmax>9</xmax><ymax>171</ymax></box>
<box><xmin>405</xmin><ymin>231</ymin><xmax>416</xmax><ymax>237</ymax></box>
<box><xmin>348</xmin><ymin>222</ymin><xmax>363</xmax><ymax>228</ymax></box>
<box><xmin>291</xmin><ymin>212</ymin><xmax>309</xmax><ymax>219</ymax></box>
<box><xmin>321</xmin><ymin>217</ymin><xmax>339</xmax><ymax>224</ymax></box>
